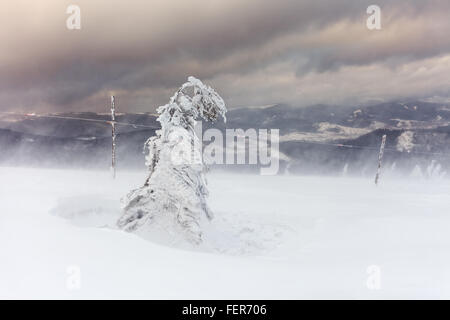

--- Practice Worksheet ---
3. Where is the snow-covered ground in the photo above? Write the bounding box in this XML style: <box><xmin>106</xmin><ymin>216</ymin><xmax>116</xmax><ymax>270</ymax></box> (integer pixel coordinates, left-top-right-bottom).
<box><xmin>1</xmin><ymin>166</ymin><xmax>450</xmax><ymax>299</ymax></box>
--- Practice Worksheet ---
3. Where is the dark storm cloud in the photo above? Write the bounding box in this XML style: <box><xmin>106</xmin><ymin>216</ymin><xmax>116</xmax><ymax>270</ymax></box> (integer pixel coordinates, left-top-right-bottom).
<box><xmin>0</xmin><ymin>0</ymin><xmax>449</xmax><ymax>112</ymax></box>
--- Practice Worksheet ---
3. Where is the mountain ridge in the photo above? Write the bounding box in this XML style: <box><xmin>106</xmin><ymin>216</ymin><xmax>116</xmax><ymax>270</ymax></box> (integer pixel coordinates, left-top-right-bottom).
<box><xmin>1</xmin><ymin>100</ymin><xmax>449</xmax><ymax>175</ymax></box>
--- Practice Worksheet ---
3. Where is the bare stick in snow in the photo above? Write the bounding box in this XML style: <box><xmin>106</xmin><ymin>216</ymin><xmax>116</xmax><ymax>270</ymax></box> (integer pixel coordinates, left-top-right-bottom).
<box><xmin>375</xmin><ymin>134</ymin><xmax>387</xmax><ymax>186</ymax></box>
<box><xmin>111</xmin><ymin>95</ymin><xmax>116</xmax><ymax>179</ymax></box>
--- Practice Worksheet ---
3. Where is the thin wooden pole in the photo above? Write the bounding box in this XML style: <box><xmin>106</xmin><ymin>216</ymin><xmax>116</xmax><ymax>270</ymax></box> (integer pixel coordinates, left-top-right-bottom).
<box><xmin>374</xmin><ymin>134</ymin><xmax>387</xmax><ymax>186</ymax></box>
<box><xmin>111</xmin><ymin>95</ymin><xmax>116</xmax><ymax>179</ymax></box>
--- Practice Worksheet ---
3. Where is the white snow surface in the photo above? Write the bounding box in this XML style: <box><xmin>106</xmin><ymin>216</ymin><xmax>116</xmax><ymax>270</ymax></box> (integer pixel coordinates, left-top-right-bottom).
<box><xmin>1</xmin><ymin>166</ymin><xmax>450</xmax><ymax>299</ymax></box>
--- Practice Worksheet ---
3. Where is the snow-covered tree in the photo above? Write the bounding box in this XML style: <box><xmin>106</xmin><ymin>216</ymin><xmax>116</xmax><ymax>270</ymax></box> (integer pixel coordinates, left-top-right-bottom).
<box><xmin>117</xmin><ymin>76</ymin><xmax>226</xmax><ymax>244</ymax></box>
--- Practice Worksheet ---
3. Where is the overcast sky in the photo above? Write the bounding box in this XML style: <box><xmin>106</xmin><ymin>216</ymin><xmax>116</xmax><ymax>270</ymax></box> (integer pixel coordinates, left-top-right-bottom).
<box><xmin>1</xmin><ymin>0</ymin><xmax>449</xmax><ymax>113</ymax></box>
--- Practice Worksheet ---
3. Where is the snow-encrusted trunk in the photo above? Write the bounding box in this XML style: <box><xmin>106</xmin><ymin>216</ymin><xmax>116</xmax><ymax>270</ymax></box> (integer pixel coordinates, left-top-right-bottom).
<box><xmin>117</xmin><ymin>77</ymin><xmax>226</xmax><ymax>244</ymax></box>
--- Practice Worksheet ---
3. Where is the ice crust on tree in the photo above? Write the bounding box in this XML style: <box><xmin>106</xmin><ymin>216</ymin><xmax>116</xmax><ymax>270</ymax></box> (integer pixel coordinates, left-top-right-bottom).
<box><xmin>117</xmin><ymin>77</ymin><xmax>226</xmax><ymax>244</ymax></box>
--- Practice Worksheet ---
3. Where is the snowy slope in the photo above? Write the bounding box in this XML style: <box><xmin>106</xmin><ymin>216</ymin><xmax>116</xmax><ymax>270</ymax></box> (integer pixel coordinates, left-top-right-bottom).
<box><xmin>1</xmin><ymin>167</ymin><xmax>450</xmax><ymax>299</ymax></box>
